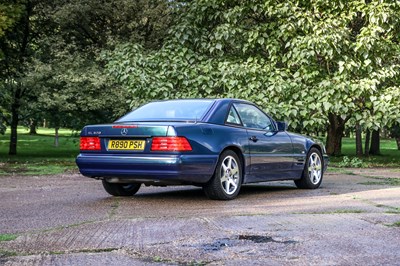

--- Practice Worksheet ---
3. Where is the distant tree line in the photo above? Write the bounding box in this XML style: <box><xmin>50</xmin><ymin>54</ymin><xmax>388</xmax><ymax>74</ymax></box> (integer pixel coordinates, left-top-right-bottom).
<box><xmin>0</xmin><ymin>0</ymin><xmax>174</xmax><ymax>154</ymax></box>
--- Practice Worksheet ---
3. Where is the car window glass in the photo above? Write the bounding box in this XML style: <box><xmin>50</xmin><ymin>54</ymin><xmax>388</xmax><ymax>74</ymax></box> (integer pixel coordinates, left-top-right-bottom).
<box><xmin>226</xmin><ymin>106</ymin><xmax>242</xmax><ymax>125</ymax></box>
<box><xmin>234</xmin><ymin>103</ymin><xmax>274</xmax><ymax>130</ymax></box>
<box><xmin>117</xmin><ymin>100</ymin><xmax>214</xmax><ymax>122</ymax></box>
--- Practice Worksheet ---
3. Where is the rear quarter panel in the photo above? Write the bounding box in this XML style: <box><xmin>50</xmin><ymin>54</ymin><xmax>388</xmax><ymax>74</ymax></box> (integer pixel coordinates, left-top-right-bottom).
<box><xmin>173</xmin><ymin>123</ymin><xmax>250</xmax><ymax>171</ymax></box>
<box><xmin>174</xmin><ymin>123</ymin><xmax>249</xmax><ymax>154</ymax></box>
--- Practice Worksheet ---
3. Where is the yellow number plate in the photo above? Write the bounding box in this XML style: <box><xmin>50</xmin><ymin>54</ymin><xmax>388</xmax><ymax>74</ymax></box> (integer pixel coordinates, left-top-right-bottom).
<box><xmin>108</xmin><ymin>140</ymin><xmax>145</xmax><ymax>150</ymax></box>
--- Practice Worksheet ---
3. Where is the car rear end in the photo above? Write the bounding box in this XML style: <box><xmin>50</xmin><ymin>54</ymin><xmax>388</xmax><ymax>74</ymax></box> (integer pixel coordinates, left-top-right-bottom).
<box><xmin>76</xmin><ymin>122</ymin><xmax>219</xmax><ymax>185</ymax></box>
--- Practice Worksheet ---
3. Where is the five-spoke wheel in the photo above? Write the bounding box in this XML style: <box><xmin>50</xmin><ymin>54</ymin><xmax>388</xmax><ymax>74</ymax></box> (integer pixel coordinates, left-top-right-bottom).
<box><xmin>295</xmin><ymin>147</ymin><xmax>324</xmax><ymax>189</ymax></box>
<box><xmin>219</xmin><ymin>155</ymin><xmax>241</xmax><ymax>195</ymax></box>
<box><xmin>203</xmin><ymin>150</ymin><xmax>242</xmax><ymax>200</ymax></box>
<box><xmin>308</xmin><ymin>152</ymin><xmax>322</xmax><ymax>185</ymax></box>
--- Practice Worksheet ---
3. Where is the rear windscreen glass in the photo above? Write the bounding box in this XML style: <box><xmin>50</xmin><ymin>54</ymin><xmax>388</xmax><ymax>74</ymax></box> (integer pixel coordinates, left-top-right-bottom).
<box><xmin>117</xmin><ymin>100</ymin><xmax>214</xmax><ymax>122</ymax></box>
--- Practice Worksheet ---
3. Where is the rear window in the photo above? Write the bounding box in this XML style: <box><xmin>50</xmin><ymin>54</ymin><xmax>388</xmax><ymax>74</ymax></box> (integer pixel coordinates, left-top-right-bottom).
<box><xmin>117</xmin><ymin>100</ymin><xmax>214</xmax><ymax>122</ymax></box>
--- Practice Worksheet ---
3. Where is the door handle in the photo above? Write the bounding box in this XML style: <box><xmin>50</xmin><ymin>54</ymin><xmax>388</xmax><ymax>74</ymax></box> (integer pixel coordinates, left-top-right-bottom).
<box><xmin>249</xmin><ymin>136</ymin><xmax>258</xmax><ymax>142</ymax></box>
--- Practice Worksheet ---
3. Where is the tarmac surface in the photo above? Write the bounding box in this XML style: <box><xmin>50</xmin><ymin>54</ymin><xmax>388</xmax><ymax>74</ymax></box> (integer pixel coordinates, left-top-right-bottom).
<box><xmin>0</xmin><ymin>168</ymin><xmax>400</xmax><ymax>265</ymax></box>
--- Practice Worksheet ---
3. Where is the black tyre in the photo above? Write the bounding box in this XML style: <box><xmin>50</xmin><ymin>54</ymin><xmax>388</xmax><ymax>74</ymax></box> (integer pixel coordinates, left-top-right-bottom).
<box><xmin>102</xmin><ymin>180</ymin><xmax>141</xmax><ymax>196</ymax></box>
<box><xmin>203</xmin><ymin>150</ymin><xmax>243</xmax><ymax>200</ymax></box>
<box><xmin>294</xmin><ymin>147</ymin><xmax>323</xmax><ymax>189</ymax></box>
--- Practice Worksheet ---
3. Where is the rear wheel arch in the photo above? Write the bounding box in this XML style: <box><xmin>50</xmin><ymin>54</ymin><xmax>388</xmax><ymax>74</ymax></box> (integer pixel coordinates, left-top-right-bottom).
<box><xmin>220</xmin><ymin>146</ymin><xmax>245</xmax><ymax>182</ymax></box>
<box><xmin>203</xmin><ymin>148</ymin><xmax>244</xmax><ymax>200</ymax></box>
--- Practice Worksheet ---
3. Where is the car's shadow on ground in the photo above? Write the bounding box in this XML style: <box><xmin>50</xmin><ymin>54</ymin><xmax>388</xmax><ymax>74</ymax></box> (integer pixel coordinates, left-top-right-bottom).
<box><xmin>95</xmin><ymin>172</ymin><xmax>398</xmax><ymax>203</ymax></box>
<box><xmin>126</xmin><ymin>182</ymin><xmax>298</xmax><ymax>201</ymax></box>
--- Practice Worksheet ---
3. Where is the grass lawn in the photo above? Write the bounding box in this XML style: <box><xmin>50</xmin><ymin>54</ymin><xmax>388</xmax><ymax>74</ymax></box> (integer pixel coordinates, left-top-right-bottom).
<box><xmin>0</xmin><ymin>127</ymin><xmax>79</xmax><ymax>175</ymax></box>
<box><xmin>0</xmin><ymin>127</ymin><xmax>399</xmax><ymax>176</ymax></box>
<box><xmin>330</xmin><ymin>138</ymin><xmax>400</xmax><ymax>167</ymax></box>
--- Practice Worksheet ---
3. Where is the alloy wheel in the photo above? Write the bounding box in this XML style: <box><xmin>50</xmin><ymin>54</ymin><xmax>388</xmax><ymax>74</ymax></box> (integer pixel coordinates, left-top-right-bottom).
<box><xmin>308</xmin><ymin>152</ymin><xmax>322</xmax><ymax>185</ymax></box>
<box><xmin>219</xmin><ymin>155</ymin><xmax>240</xmax><ymax>195</ymax></box>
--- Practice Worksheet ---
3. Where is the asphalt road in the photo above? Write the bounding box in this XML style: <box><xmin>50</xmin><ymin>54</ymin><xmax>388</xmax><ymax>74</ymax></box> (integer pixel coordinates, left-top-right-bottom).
<box><xmin>1</xmin><ymin>168</ymin><xmax>400</xmax><ymax>265</ymax></box>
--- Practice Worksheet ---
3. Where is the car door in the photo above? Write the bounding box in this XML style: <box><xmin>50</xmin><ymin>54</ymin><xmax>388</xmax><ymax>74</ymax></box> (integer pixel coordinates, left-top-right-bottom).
<box><xmin>233</xmin><ymin>103</ymin><xmax>294</xmax><ymax>181</ymax></box>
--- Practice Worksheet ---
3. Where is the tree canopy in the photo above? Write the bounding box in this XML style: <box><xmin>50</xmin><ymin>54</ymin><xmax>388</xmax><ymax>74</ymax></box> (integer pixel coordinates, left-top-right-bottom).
<box><xmin>0</xmin><ymin>0</ymin><xmax>174</xmax><ymax>154</ymax></box>
<box><xmin>106</xmin><ymin>0</ymin><xmax>400</xmax><ymax>155</ymax></box>
<box><xmin>1</xmin><ymin>0</ymin><xmax>399</xmax><ymax>156</ymax></box>
<box><xmin>0</xmin><ymin>3</ymin><xmax>23</xmax><ymax>39</ymax></box>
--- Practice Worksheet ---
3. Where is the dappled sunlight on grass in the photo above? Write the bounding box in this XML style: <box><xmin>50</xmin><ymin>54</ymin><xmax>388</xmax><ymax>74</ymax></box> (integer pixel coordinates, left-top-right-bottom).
<box><xmin>3</xmin><ymin>126</ymin><xmax>80</xmax><ymax>137</ymax></box>
<box><xmin>0</xmin><ymin>127</ymin><xmax>79</xmax><ymax>174</ymax></box>
<box><xmin>0</xmin><ymin>128</ymin><xmax>399</xmax><ymax>175</ymax></box>
<box><xmin>329</xmin><ymin>138</ymin><xmax>400</xmax><ymax>167</ymax></box>
<box><xmin>1</xmin><ymin>139</ymin><xmax>40</xmax><ymax>143</ymax></box>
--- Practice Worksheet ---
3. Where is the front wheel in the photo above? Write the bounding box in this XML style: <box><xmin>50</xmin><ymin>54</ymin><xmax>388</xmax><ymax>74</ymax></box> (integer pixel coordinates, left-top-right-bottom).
<box><xmin>102</xmin><ymin>180</ymin><xmax>141</xmax><ymax>196</ymax></box>
<box><xmin>294</xmin><ymin>147</ymin><xmax>323</xmax><ymax>189</ymax></box>
<box><xmin>203</xmin><ymin>150</ymin><xmax>243</xmax><ymax>200</ymax></box>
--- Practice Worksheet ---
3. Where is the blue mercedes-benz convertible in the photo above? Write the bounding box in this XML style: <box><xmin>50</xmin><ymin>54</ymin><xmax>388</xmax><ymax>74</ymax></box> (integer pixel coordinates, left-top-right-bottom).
<box><xmin>76</xmin><ymin>98</ymin><xmax>328</xmax><ymax>200</ymax></box>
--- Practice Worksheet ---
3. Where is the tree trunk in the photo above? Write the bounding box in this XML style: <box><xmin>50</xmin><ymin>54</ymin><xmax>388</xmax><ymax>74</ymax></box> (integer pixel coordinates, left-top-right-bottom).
<box><xmin>8</xmin><ymin>91</ymin><xmax>21</xmax><ymax>155</ymax></box>
<box><xmin>396</xmin><ymin>138</ymin><xmax>400</xmax><ymax>150</ymax></box>
<box><xmin>369</xmin><ymin>129</ymin><xmax>380</xmax><ymax>155</ymax></box>
<box><xmin>29</xmin><ymin>119</ymin><xmax>37</xmax><ymax>135</ymax></box>
<box><xmin>9</xmin><ymin>113</ymin><xmax>18</xmax><ymax>155</ymax></box>
<box><xmin>6</xmin><ymin>1</ymin><xmax>31</xmax><ymax>155</ymax></box>
<box><xmin>326</xmin><ymin>113</ymin><xmax>346</xmax><ymax>156</ymax></box>
<box><xmin>54</xmin><ymin>127</ymin><xmax>59</xmax><ymax>147</ymax></box>
<box><xmin>355</xmin><ymin>123</ymin><xmax>363</xmax><ymax>156</ymax></box>
<box><xmin>364</xmin><ymin>129</ymin><xmax>370</xmax><ymax>156</ymax></box>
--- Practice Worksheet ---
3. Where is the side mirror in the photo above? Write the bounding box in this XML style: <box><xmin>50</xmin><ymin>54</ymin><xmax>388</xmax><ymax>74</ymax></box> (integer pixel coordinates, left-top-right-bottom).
<box><xmin>276</xmin><ymin>121</ymin><xmax>288</xmax><ymax>132</ymax></box>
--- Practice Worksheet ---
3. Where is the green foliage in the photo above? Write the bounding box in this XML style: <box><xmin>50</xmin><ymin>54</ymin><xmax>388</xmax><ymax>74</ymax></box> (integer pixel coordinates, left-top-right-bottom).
<box><xmin>2</xmin><ymin>0</ymin><xmax>399</xmax><ymax>157</ymax></box>
<box><xmin>360</xmin><ymin>176</ymin><xmax>400</xmax><ymax>186</ymax></box>
<box><xmin>22</xmin><ymin>0</ymin><xmax>174</xmax><ymax>130</ymax></box>
<box><xmin>0</xmin><ymin>104</ymin><xmax>6</xmax><ymax>134</ymax></box>
<box><xmin>0</xmin><ymin>0</ymin><xmax>175</xmax><ymax>154</ymax></box>
<box><xmin>51</xmin><ymin>0</ymin><xmax>172</xmax><ymax>50</ymax></box>
<box><xmin>390</xmin><ymin>221</ymin><xmax>400</xmax><ymax>227</ymax></box>
<box><xmin>0</xmin><ymin>249</ymin><xmax>18</xmax><ymax>257</ymax></box>
<box><xmin>0</xmin><ymin>234</ymin><xmax>17</xmax><ymax>242</ymax></box>
<box><xmin>26</xmin><ymin>52</ymin><xmax>130</xmax><ymax>130</ymax></box>
<box><xmin>106</xmin><ymin>0</ymin><xmax>400</xmax><ymax>136</ymax></box>
<box><xmin>0</xmin><ymin>3</ymin><xmax>23</xmax><ymax>39</ymax></box>
<box><xmin>0</xmin><ymin>0</ymin><xmax>57</xmax><ymax>154</ymax></box>
<box><xmin>338</xmin><ymin>156</ymin><xmax>365</xmax><ymax>168</ymax></box>
<box><xmin>390</xmin><ymin>123</ymin><xmax>400</xmax><ymax>138</ymax></box>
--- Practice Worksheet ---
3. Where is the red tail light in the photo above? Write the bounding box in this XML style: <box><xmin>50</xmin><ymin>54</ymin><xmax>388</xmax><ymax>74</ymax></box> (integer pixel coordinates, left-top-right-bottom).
<box><xmin>80</xmin><ymin>137</ymin><xmax>101</xmax><ymax>151</ymax></box>
<box><xmin>151</xmin><ymin>137</ymin><xmax>192</xmax><ymax>151</ymax></box>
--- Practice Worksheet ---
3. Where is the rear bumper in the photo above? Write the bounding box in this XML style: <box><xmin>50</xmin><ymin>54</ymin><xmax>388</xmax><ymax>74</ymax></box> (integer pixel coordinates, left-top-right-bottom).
<box><xmin>76</xmin><ymin>153</ymin><xmax>219</xmax><ymax>184</ymax></box>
